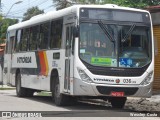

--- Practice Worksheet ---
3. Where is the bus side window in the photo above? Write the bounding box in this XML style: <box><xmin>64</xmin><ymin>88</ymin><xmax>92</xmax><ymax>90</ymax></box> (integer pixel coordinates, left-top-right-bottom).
<box><xmin>65</xmin><ymin>26</ymin><xmax>70</xmax><ymax>57</ymax></box>
<box><xmin>50</xmin><ymin>19</ymin><xmax>63</xmax><ymax>49</ymax></box>
<box><xmin>71</xmin><ymin>26</ymin><xmax>74</xmax><ymax>54</ymax></box>
<box><xmin>5</xmin><ymin>33</ymin><xmax>9</xmax><ymax>54</ymax></box>
<box><xmin>39</xmin><ymin>22</ymin><xmax>50</xmax><ymax>49</ymax></box>
<box><xmin>21</xmin><ymin>28</ymin><xmax>30</xmax><ymax>51</ymax></box>
<box><xmin>5</xmin><ymin>35</ymin><xmax>15</xmax><ymax>54</ymax></box>
<box><xmin>15</xmin><ymin>29</ymin><xmax>22</xmax><ymax>52</ymax></box>
<box><xmin>9</xmin><ymin>37</ymin><xmax>15</xmax><ymax>54</ymax></box>
<box><xmin>65</xmin><ymin>25</ymin><xmax>73</xmax><ymax>57</ymax></box>
<box><xmin>29</xmin><ymin>25</ymin><xmax>39</xmax><ymax>51</ymax></box>
<box><xmin>5</xmin><ymin>41</ymin><xmax>8</xmax><ymax>54</ymax></box>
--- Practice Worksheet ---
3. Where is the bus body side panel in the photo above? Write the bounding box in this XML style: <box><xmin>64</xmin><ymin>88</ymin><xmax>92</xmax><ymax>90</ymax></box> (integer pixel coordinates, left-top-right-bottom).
<box><xmin>11</xmin><ymin>50</ymin><xmax>65</xmax><ymax>91</ymax></box>
<box><xmin>40</xmin><ymin>49</ymin><xmax>65</xmax><ymax>91</ymax></box>
<box><xmin>12</xmin><ymin>52</ymin><xmax>40</xmax><ymax>89</ymax></box>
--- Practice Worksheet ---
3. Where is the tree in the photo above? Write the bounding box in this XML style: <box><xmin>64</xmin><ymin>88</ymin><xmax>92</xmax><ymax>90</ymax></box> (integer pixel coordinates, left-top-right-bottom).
<box><xmin>0</xmin><ymin>15</ymin><xmax>18</xmax><ymax>43</ymax></box>
<box><xmin>53</xmin><ymin>0</ymin><xmax>160</xmax><ymax>10</ymax></box>
<box><xmin>144</xmin><ymin>0</ymin><xmax>160</xmax><ymax>6</ymax></box>
<box><xmin>53</xmin><ymin>0</ymin><xmax>98</xmax><ymax>10</ymax></box>
<box><xmin>101</xmin><ymin>0</ymin><xmax>160</xmax><ymax>8</ymax></box>
<box><xmin>52</xmin><ymin>0</ymin><xmax>73</xmax><ymax>10</ymax></box>
<box><xmin>22</xmin><ymin>6</ymin><xmax>44</xmax><ymax>21</ymax></box>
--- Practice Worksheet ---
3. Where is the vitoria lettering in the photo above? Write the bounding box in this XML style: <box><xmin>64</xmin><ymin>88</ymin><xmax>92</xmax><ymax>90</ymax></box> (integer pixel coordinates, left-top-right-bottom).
<box><xmin>17</xmin><ymin>57</ymin><xmax>32</xmax><ymax>63</ymax></box>
<box><xmin>94</xmin><ymin>78</ymin><xmax>114</xmax><ymax>82</ymax></box>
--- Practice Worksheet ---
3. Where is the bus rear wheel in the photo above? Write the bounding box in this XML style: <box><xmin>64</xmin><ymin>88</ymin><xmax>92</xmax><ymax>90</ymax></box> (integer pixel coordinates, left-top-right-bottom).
<box><xmin>110</xmin><ymin>97</ymin><xmax>127</xmax><ymax>108</ymax></box>
<box><xmin>53</xmin><ymin>77</ymin><xmax>70</xmax><ymax>106</ymax></box>
<box><xmin>16</xmin><ymin>73</ymin><xmax>27</xmax><ymax>97</ymax></box>
<box><xmin>16</xmin><ymin>73</ymin><xmax>34</xmax><ymax>97</ymax></box>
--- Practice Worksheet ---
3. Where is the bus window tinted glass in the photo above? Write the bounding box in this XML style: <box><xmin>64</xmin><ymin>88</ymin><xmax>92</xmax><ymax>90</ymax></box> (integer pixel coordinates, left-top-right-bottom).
<box><xmin>39</xmin><ymin>22</ymin><xmax>49</xmax><ymax>49</ymax></box>
<box><xmin>50</xmin><ymin>19</ymin><xmax>63</xmax><ymax>48</ymax></box>
<box><xmin>21</xmin><ymin>28</ymin><xmax>30</xmax><ymax>51</ymax></box>
<box><xmin>15</xmin><ymin>30</ymin><xmax>22</xmax><ymax>52</ymax></box>
<box><xmin>30</xmin><ymin>25</ymin><xmax>39</xmax><ymax>50</ymax></box>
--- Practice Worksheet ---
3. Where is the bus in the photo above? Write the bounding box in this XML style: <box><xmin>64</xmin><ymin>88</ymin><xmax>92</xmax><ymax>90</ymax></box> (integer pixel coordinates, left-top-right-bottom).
<box><xmin>3</xmin><ymin>4</ymin><xmax>154</xmax><ymax>108</ymax></box>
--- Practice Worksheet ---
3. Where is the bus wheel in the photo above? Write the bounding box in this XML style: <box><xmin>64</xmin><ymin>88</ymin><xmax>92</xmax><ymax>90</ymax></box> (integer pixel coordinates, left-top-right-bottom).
<box><xmin>110</xmin><ymin>97</ymin><xmax>127</xmax><ymax>108</ymax></box>
<box><xmin>16</xmin><ymin>73</ymin><xmax>27</xmax><ymax>97</ymax></box>
<box><xmin>26</xmin><ymin>89</ymin><xmax>34</xmax><ymax>97</ymax></box>
<box><xmin>53</xmin><ymin>77</ymin><xmax>69</xmax><ymax>106</ymax></box>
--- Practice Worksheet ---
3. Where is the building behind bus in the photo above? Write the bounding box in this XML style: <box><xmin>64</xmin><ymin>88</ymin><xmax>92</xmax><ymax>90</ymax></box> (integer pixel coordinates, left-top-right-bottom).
<box><xmin>147</xmin><ymin>6</ymin><xmax>160</xmax><ymax>93</ymax></box>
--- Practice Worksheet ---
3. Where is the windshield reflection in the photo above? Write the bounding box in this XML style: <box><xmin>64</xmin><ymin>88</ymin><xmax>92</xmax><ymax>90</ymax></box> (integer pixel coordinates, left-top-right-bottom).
<box><xmin>79</xmin><ymin>22</ymin><xmax>151</xmax><ymax>68</ymax></box>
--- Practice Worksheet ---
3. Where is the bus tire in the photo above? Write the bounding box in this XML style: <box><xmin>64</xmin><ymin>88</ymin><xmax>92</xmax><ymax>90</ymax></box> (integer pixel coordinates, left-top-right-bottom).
<box><xmin>110</xmin><ymin>97</ymin><xmax>127</xmax><ymax>108</ymax></box>
<box><xmin>53</xmin><ymin>77</ymin><xmax>69</xmax><ymax>106</ymax></box>
<box><xmin>26</xmin><ymin>89</ymin><xmax>34</xmax><ymax>97</ymax></box>
<box><xmin>16</xmin><ymin>73</ymin><xmax>27</xmax><ymax>97</ymax></box>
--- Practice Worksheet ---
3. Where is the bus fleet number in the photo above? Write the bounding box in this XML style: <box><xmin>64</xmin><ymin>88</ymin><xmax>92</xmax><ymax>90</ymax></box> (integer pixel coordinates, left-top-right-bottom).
<box><xmin>123</xmin><ymin>79</ymin><xmax>131</xmax><ymax>83</ymax></box>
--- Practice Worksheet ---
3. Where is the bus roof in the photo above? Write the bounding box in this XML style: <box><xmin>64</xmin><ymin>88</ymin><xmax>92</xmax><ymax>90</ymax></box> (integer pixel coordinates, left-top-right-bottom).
<box><xmin>8</xmin><ymin>4</ymin><xmax>149</xmax><ymax>31</ymax></box>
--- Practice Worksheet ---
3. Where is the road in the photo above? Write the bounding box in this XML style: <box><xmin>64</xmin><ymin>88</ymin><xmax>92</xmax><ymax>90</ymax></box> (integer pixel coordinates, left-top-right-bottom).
<box><xmin>0</xmin><ymin>90</ymin><xmax>159</xmax><ymax>120</ymax></box>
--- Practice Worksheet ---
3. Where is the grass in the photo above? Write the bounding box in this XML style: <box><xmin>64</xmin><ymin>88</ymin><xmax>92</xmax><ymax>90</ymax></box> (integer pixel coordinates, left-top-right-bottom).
<box><xmin>0</xmin><ymin>87</ymin><xmax>15</xmax><ymax>90</ymax></box>
<box><xmin>36</xmin><ymin>91</ymin><xmax>51</xmax><ymax>96</ymax></box>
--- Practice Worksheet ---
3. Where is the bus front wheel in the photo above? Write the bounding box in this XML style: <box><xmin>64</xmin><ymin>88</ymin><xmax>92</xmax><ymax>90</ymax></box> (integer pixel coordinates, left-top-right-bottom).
<box><xmin>110</xmin><ymin>97</ymin><xmax>127</xmax><ymax>108</ymax></box>
<box><xmin>53</xmin><ymin>77</ymin><xmax>70</xmax><ymax>106</ymax></box>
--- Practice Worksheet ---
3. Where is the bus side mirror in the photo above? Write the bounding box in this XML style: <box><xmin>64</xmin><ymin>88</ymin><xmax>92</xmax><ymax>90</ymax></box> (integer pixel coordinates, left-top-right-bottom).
<box><xmin>73</xmin><ymin>26</ymin><xmax>79</xmax><ymax>38</ymax></box>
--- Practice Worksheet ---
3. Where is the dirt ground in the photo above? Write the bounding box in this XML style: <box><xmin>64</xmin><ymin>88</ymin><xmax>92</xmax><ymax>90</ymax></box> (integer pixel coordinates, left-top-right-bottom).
<box><xmin>126</xmin><ymin>94</ymin><xmax>160</xmax><ymax>112</ymax></box>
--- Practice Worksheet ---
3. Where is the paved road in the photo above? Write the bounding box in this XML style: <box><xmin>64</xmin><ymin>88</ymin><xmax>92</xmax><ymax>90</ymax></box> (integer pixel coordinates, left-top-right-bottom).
<box><xmin>0</xmin><ymin>90</ymin><xmax>159</xmax><ymax>120</ymax></box>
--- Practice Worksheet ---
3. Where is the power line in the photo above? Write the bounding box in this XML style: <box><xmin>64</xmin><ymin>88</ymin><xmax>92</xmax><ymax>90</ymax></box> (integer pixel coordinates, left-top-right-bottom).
<box><xmin>5</xmin><ymin>15</ymin><xmax>23</xmax><ymax>18</ymax></box>
<box><xmin>8</xmin><ymin>0</ymin><xmax>50</xmax><ymax>15</ymax></box>
<box><xmin>2</xmin><ymin>0</ymin><xmax>54</xmax><ymax>19</ymax></box>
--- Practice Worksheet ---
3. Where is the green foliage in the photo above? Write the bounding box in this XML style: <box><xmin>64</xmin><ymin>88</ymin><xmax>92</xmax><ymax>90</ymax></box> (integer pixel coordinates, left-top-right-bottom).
<box><xmin>53</xmin><ymin>0</ymin><xmax>160</xmax><ymax>10</ymax></box>
<box><xmin>53</xmin><ymin>0</ymin><xmax>72</xmax><ymax>10</ymax></box>
<box><xmin>53</xmin><ymin>0</ymin><xmax>100</xmax><ymax>10</ymax></box>
<box><xmin>144</xmin><ymin>0</ymin><xmax>160</xmax><ymax>6</ymax></box>
<box><xmin>101</xmin><ymin>0</ymin><xmax>160</xmax><ymax>8</ymax></box>
<box><xmin>0</xmin><ymin>15</ymin><xmax>18</xmax><ymax>44</ymax></box>
<box><xmin>22</xmin><ymin>6</ymin><xmax>44</xmax><ymax>21</ymax></box>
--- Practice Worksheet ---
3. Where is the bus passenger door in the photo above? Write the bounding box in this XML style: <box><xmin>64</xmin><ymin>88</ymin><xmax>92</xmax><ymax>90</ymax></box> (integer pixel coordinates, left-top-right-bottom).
<box><xmin>3</xmin><ymin>32</ymin><xmax>15</xmax><ymax>85</ymax></box>
<box><xmin>64</xmin><ymin>24</ymin><xmax>74</xmax><ymax>93</ymax></box>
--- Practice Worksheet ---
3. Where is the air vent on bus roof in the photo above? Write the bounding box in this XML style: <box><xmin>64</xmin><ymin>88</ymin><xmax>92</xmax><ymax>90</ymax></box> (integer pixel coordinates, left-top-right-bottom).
<box><xmin>104</xmin><ymin>4</ymin><xmax>118</xmax><ymax>8</ymax></box>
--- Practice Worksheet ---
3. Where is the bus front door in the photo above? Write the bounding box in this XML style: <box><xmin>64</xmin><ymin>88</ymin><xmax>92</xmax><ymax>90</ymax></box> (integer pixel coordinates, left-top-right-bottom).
<box><xmin>64</xmin><ymin>24</ymin><xmax>74</xmax><ymax>93</ymax></box>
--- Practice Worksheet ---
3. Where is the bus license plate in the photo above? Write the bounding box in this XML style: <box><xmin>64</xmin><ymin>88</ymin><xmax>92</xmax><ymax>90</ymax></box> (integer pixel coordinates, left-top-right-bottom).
<box><xmin>111</xmin><ymin>92</ymin><xmax>124</xmax><ymax>97</ymax></box>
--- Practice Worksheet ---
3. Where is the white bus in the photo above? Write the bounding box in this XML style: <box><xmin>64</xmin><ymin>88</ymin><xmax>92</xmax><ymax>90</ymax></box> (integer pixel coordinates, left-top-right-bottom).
<box><xmin>3</xmin><ymin>4</ymin><xmax>154</xmax><ymax>108</ymax></box>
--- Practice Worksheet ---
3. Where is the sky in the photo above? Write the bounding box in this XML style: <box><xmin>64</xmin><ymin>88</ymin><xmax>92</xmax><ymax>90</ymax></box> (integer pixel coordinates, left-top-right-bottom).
<box><xmin>1</xmin><ymin>0</ymin><xmax>56</xmax><ymax>21</ymax></box>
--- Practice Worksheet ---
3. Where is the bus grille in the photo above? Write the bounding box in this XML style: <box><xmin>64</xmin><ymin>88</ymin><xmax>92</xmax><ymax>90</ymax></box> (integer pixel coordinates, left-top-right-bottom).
<box><xmin>89</xmin><ymin>69</ymin><xmax>144</xmax><ymax>76</ymax></box>
<box><xmin>85</xmin><ymin>63</ymin><xmax>149</xmax><ymax>77</ymax></box>
<box><xmin>96</xmin><ymin>86</ymin><xmax>138</xmax><ymax>95</ymax></box>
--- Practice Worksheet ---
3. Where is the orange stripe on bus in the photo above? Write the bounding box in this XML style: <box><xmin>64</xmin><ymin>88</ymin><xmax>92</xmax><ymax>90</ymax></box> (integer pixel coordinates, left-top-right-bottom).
<box><xmin>38</xmin><ymin>51</ymin><xmax>46</xmax><ymax>76</ymax></box>
<box><xmin>43</xmin><ymin>51</ymin><xmax>49</xmax><ymax>76</ymax></box>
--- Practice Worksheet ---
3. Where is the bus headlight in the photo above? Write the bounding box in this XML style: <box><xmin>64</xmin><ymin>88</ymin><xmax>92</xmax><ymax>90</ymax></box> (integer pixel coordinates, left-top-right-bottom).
<box><xmin>77</xmin><ymin>68</ymin><xmax>93</xmax><ymax>83</ymax></box>
<box><xmin>141</xmin><ymin>71</ymin><xmax>153</xmax><ymax>85</ymax></box>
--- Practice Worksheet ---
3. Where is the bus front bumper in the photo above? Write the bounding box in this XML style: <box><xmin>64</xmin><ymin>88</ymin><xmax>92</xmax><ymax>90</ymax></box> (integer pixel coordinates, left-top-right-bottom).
<box><xmin>73</xmin><ymin>78</ymin><xmax>152</xmax><ymax>98</ymax></box>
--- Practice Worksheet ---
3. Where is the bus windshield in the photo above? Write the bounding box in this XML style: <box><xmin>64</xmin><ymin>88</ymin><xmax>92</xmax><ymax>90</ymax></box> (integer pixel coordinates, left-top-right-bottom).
<box><xmin>79</xmin><ymin>22</ymin><xmax>151</xmax><ymax>68</ymax></box>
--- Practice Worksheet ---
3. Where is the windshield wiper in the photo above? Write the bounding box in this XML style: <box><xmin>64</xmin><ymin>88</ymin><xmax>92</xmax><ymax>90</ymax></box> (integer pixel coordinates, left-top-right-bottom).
<box><xmin>98</xmin><ymin>20</ymin><xmax>115</xmax><ymax>42</ymax></box>
<box><xmin>122</xmin><ymin>24</ymin><xmax>136</xmax><ymax>42</ymax></box>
